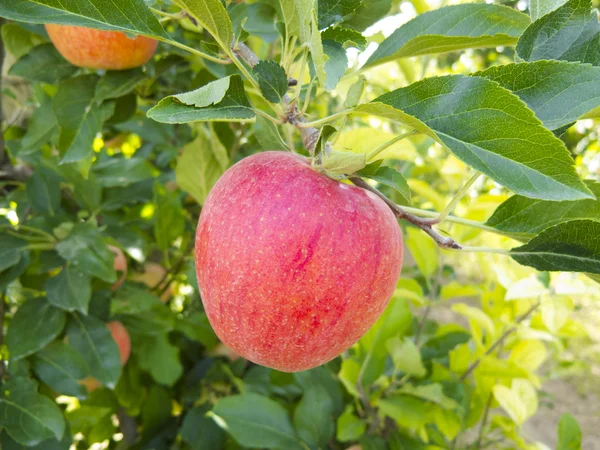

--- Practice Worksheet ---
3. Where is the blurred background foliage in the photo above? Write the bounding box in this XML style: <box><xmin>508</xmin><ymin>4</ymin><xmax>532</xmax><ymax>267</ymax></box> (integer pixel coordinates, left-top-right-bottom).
<box><xmin>0</xmin><ymin>0</ymin><xmax>599</xmax><ymax>449</ymax></box>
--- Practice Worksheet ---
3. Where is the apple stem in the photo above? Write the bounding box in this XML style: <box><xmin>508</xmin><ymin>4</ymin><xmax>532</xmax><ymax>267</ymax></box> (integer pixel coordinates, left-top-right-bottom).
<box><xmin>349</xmin><ymin>177</ymin><xmax>462</xmax><ymax>250</ymax></box>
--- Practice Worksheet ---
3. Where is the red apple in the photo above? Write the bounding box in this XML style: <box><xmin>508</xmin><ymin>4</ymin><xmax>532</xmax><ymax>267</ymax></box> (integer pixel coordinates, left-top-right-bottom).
<box><xmin>45</xmin><ymin>24</ymin><xmax>158</xmax><ymax>70</ymax></box>
<box><xmin>195</xmin><ymin>151</ymin><xmax>403</xmax><ymax>372</ymax></box>
<box><xmin>109</xmin><ymin>245</ymin><xmax>127</xmax><ymax>291</ymax></box>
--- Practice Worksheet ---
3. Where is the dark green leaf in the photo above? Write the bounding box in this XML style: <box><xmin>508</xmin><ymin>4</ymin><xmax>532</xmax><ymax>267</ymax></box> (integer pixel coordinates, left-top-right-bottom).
<box><xmin>336</xmin><ymin>406</ymin><xmax>366</xmax><ymax>442</ymax></box>
<box><xmin>0</xmin><ymin>378</ymin><xmax>65</xmax><ymax>446</ymax></box>
<box><xmin>476</xmin><ymin>61</ymin><xmax>600</xmax><ymax>130</ymax></box>
<box><xmin>511</xmin><ymin>219</ymin><xmax>600</xmax><ymax>273</ymax></box>
<box><xmin>175</xmin><ymin>125</ymin><xmax>229</xmax><ymax>205</ymax></box>
<box><xmin>66</xmin><ymin>313</ymin><xmax>122</xmax><ymax>388</ymax></box>
<box><xmin>530</xmin><ymin>0</ymin><xmax>568</xmax><ymax>21</ymax></box>
<box><xmin>323</xmin><ymin>40</ymin><xmax>348</xmax><ymax>90</ymax></box>
<box><xmin>0</xmin><ymin>429</ymin><xmax>71</xmax><ymax>450</ymax></box>
<box><xmin>0</xmin><ymin>234</ymin><xmax>27</xmax><ymax>273</ymax></box>
<box><xmin>359</xmin><ymin>75</ymin><xmax>593</xmax><ymax>201</ymax></box>
<box><xmin>95</xmin><ymin>69</ymin><xmax>147</xmax><ymax>102</ymax></box>
<box><xmin>114</xmin><ymin>362</ymin><xmax>145</xmax><ymax>416</ymax></box>
<box><xmin>176</xmin><ymin>312</ymin><xmax>218</xmax><ymax>349</ymax></box>
<box><xmin>105</xmin><ymin>93</ymin><xmax>137</xmax><ymax>125</ymax></box>
<box><xmin>147</xmin><ymin>75</ymin><xmax>254</xmax><ymax>123</ymax></box>
<box><xmin>56</xmin><ymin>224</ymin><xmax>117</xmax><ymax>283</ymax></box>
<box><xmin>255</xmin><ymin>115</ymin><xmax>288</xmax><ymax>151</ymax></box>
<box><xmin>180</xmin><ymin>404</ymin><xmax>226</xmax><ymax>450</ymax></box>
<box><xmin>46</xmin><ymin>266</ymin><xmax>92</xmax><ymax>314</ymax></box>
<box><xmin>487</xmin><ymin>180</ymin><xmax>600</xmax><ymax>236</ymax></box>
<box><xmin>8</xmin><ymin>44</ymin><xmax>76</xmax><ymax>84</ymax></box>
<box><xmin>321</xmin><ymin>27</ymin><xmax>367</xmax><ymax>50</ymax></box>
<box><xmin>6</xmin><ymin>298</ymin><xmax>66</xmax><ymax>361</ymax></box>
<box><xmin>92</xmin><ymin>157</ymin><xmax>156</xmax><ymax>188</ymax></box>
<box><xmin>177</xmin><ymin>0</ymin><xmax>233</xmax><ymax>49</ymax></box>
<box><xmin>135</xmin><ymin>333</ymin><xmax>183</xmax><ymax>386</ymax></box>
<box><xmin>32</xmin><ymin>341</ymin><xmax>89</xmax><ymax>399</ymax></box>
<box><xmin>516</xmin><ymin>0</ymin><xmax>600</xmax><ymax>65</ymax></box>
<box><xmin>59</xmin><ymin>165</ymin><xmax>102</xmax><ymax>211</ymax></box>
<box><xmin>362</xmin><ymin>166</ymin><xmax>411</xmax><ymax>204</ymax></box>
<box><xmin>557</xmin><ymin>413</ymin><xmax>582</xmax><ymax>450</ymax></box>
<box><xmin>154</xmin><ymin>183</ymin><xmax>185</xmax><ymax>251</ymax></box>
<box><xmin>212</xmin><ymin>393</ymin><xmax>304</xmax><ymax>450</ymax></box>
<box><xmin>318</xmin><ymin>0</ymin><xmax>361</xmax><ymax>29</ymax></box>
<box><xmin>20</xmin><ymin>101</ymin><xmax>59</xmax><ymax>155</ymax></box>
<box><xmin>253</xmin><ymin>60</ymin><xmax>288</xmax><ymax>103</ymax></box>
<box><xmin>364</xmin><ymin>4</ymin><xmax>530</xmax><ymax>69</ymax></box>
<box><xmin>342</xmin><ymin>0</ymin><xmax>392</xmax><ymax>32</ymax></box>
<box><xmin>1</xmin><ymin>22</ymin><xmax>44</xmax><ymax>59</ymax></box>
<box><xmin>26</xmin><ymin>167</ymin><xmax>61</xmax><ymax>215</ymax></box>
<box><xmin>0</xmin><ymin>251</ymin><xmax>29</xmax><ymax>291</ymax></box>
<box><xmin>0</xmin><ymin>0</ymin><xmax>170</xmax><ymax>40</ymax></box>
<box><xmin>421</xmin><ymin>331</ymin><xmax>471</xmax><ymax>362</ymax></box>
<box><xmin>141</xmin><ymin>385</ymin><xmax>171</xmax><ymax>436</ymax></box>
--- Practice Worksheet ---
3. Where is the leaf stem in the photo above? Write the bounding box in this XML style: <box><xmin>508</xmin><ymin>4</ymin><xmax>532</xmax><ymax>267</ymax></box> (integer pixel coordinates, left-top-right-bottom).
<box><xmin>297</xmin><ymin>109</ymin><xmax>354</xmax><ymax>128</ymax></box>
<box><xmin>252</xmin><ymin>108</ymin><xmax>282</xmax><ymax>125</ymax></box>
<box><xmin>458</xmin><ymin>246</ymin><xmax>512</xmax><ymax>255</ymax></box>
<box><xmin>366</xmin><ymin>130</ymin><xmax>417</xmax><ymax>161</ymax></box>
<box><xmin>166</xmin><ymin>39</ymin><xmax>230</xmax><ymax>64</ymax></box>
<box><xmin>436</xmin><ymin>172</ymin><xmax>480</xmax><ymax>224</ymax></box>
<box><xmin>25</xmin><ymin>243</ymin><xmax>55</xmax><ymax>251</ymax></box>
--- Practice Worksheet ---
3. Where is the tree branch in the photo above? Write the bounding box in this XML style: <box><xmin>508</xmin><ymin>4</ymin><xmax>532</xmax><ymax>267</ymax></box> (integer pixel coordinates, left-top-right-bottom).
<box><xmin>459</xmin><ymin>301</ymin><xmax>541</xmax><ymax>381</ymax></box>
<box><xmin>0</xmin><ymin>18</ymin><xmax>6</xmax><ymax>167</ymax></box>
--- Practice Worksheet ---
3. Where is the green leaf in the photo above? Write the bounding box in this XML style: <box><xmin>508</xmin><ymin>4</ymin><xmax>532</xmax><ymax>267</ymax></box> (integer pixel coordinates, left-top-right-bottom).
<box><xmin>95</xmin><ymin>69</ymin><xmax>147</xmax><ymax>102</ymax></box>
<box><xmin>0</xmin><ymin>377</ymin><xmax>65</xmax><ymax>446</ymax></box>
<box><xmin>180</xmin><ymin>404</ymin><xmax>226</xmax><ymax>450</ymax></box>
<box><xmin>477</xmin><ymin>61</ymin><xmax>600</xmax><ymax>130</ymax></box>
<box><xmin>342</xmin><ymin>0</ymin><xmax>391</xmax><ymax>32</ymax></box>
<box><xmin>318</xmin><ymin>0</ymin><xmax>361</xmax><ymax>29</ymax></box>
<box><xmin>20</xmin><ymin>101</ymin><xmax>59</xmax><ymax>155</ymax></box>
<box><xmin>493</xmin><ymin>379</ymin><xmax>537</xmax><ymax>425</ymax></box>
<box><xmin>0</xmin><ymin>429</ymin><xmax>71</xmax><ymax>450</ymax></box>
<box><xmin>386</xmin><ymin>337</ymin><xmax>426</xmax><ymax>377</ymax></box>
<box><xmin>517</xmin><ymin>0</ymin><xmax>600</xmax><ymax>65</ymax></box>
<box><xmin>176</xmin><ymin>125</ymin><xmax>229</xmax><ymax>205</ymax></box>
<box><xmin>253</xmin><ymin>60</ymin><xmax>288</xmax><ymax>103</ymax></box>
<box><xmin>135</xmin><ymin>333</ymin><xmax>183</xmax><ymax>386</ymax></box>
<box><xmin>322</xmin><ymin>150</ymin><xmax>366</xmax><ymax>176</ymax></box>
<box><xmin>323</xmin><ymin>40</ymin><xmax>347</xmax><ymax>90</ymax></box>
<box><xmin>147</xmin><ymin>75</ymin><xmax>254</xmax><ymax>123</ymax></box>
<box><xmin>396</xmin><ymin>384</ymin><xmax>460</xmax><ymax>410</ymax></box>
<box><xmin>557</xmin><ymin>413</ymin><xmax>582</xmax><ymax>450</ymax></box>
<box><xmin>26</xmin><ymin>167</ymin><xmax>61</xmax><ymax>215</ymax></box>
<box><xmin>362</xmin><ymin>166</ymin><xmax>411</xmax><ymax>204</ymax></box>
<box><xmin>153</xmin><ymin>183</ymin><xmax>185</xmax><ymax>251</ymax></box>
<box><xmin>56</xmin><ymin>224</ymin><xmax>117</xmax><ymax>283</ymax></box>
<box><xmin>141</xmin><ymin>385</ymin><xmax>171</xmax><ymax>436</ymax></box>
<box><xmin>344</xmin><ymin>75</ymin><xmax>366</xmax><ymax>108</ymax></box>
<box><xmin>0</xmin><ymin>235</ymin><xmax>27</xmax><ymax>273</ymax></box>
<box><xmin>177</xmin><ymin>0</ymin><xmax>233</xmax><ymax>49</ymax></box>
<box><xmin>92</xmin><ymin>157</ymin><xmax>156</xmax><ymax>188</ymax></box>
<box><xmin>321</xmin><ymin>27</ymin><xmax>367</xmax><ymax>50</ymax></box>
<box><xmin>212</xmin><ymin>393</ymin><xmax>304</xmax><ymax>450</ymax></box>
<box><xmin>53</xmin><ymin>75</ymin><xmax>116</xmax><ymax>164</ymax></box>
<box><xmin>530</xmin><ymin>0</ymin><xmax>568</xmax><ymax>21</ymax></box>
<box><xmin>358</xmin><ymin>75</ymin><xmax>592</xmax><ymax>201</ymax></box>
<box><xmin>405</xmin><ymin>227</ymin><xmax>438</xmax><ymax>278</ymax></box>
<box><xmin>364</xmin><ymin>4</ymin><xmax>530</xmax><ymax>69</ymax></box>
<box><xmin>66</xmin><ymin>313</ymin><xmax>121</xmax><ymax>388</ymax></box>
<box><xmin>176</xmin><ymin>312</ymin><xmax>218</xmax><ymax>349</ymax></box>
<box><xmin>114</xmin><ymin>362</ymin><xmax>145</xmax><ymax>416</ymax></box>
<box><xmin>1</xmin><ymin>22</ymin><xmax>44</xmax><ymax>59</ymax></box>
<box><xmin>46</xmin><ymin>266</ymin><xmax>92</xmax><ymax>314</ymax></box>
<box><xmin>487</xmin><ymin>180</ymin><xmax>600</xmax><ymax>237</ymax></box>
<box><xmin>378</xmin><ymin>395</ymin><xmax>429</xmax><ymax>430</ymax></box>
<box><xmin>511</xmin><ymin>219</ymin><xmax>600</xmax><ymax>274</ymax></box>
<box><xmin>255</xmin><ymin>115</ymin><xmax>288</xmax><ymax>151</ymax></box>
<box><xmin>0</xmin><ymin>0</ymin><xmax>170</xmax><ymax>40</ymax></box>
<box><xmin>32</xmin><ymin>341</ymin><xmax>89</xmax><ymax>399</ymax></box>
<box><xmin>6</xmin><ymin>298</ymin><xmax>66</xmax><ymax>361</ymax></box>
<box><xmin>8</xmin><ymin>44</ymin><xmax>77</xmax><ymax>84</ymax></box>
<box><xmin>336</xmin><ymin>406</ymin><xmax>366</xmax><ymax>442</ymax></box>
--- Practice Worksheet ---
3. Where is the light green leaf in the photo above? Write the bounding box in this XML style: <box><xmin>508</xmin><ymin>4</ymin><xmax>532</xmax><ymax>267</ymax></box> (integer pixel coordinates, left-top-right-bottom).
<box><xmin>364</xmin><ymin>4</ymin><xmax>530</xmax><ymax>69</ymax></box>
<box><xmin>344</xmin><ymin>76</ymin><xmax>366</xmax><ymax>108</ymax></box>
<box><xmin>32</xmin><ymin>341</ymin><xmax>89</xmax><ymax>399</ymax></box>
<box><xmin>397</xmin><ymin>383</ymin><xmax>460</xmax><ymax>410</ymax></box>
<box><xmin>253</xmin><ymin>60</ymin><xmax>288</xmax><ymax>103</ymax></box>
<box><xmin>0</xmin><ymin>377</ymin><xmax>65</xmax><ymax>446</ymax></box>
<box><xmin>154</xmin><ymin>183</ymin><xmax>185</xmax><ymax>251</ymax></box>
<box><xmin>6</xmin><ymin>298</ymin><xmax>66</xmax><ymax>361</ymax></box>
<box><xmin>451</xmin><ymin>303</ymin><xmax>496</xmax><ymax>344</ymax></box>
<box><xmin>0</xmin><ymin>0</ymin><xmax>170</xmax><ymax>40</ymax></box>
<box><xmin>487</xmin><ymin>180</ymin><xmax>600</xmax><ymax>237</ymax></box>
<box><xmin>181</xmin><ymin>404</ymin><xmax>226</xmax><ymax>450</ymax></box>
<box><xmin>323</xmin><ymin>40</ymin><xmax>347</xmax><ymax>91</ymax></box>
<box><xmin>95</xmin><ymin>69</ymin><xmax>147</xmax><ymax>102</ymax></box>
<box><xmin>511</xmin><ymin>219</ymin><xmax>600</xmax><ymax>274</ymax></box>
<box><xmin>541</xmin><ymin>295</ymin><xmax>573</xmax><ymax>333</ymax></box>
<box><xmin>516</xmin><ymin>0</ymin><xmax>600</xmax><ymax>65</ymax></box>
<box><xmin>176</xmin><ymin>125</ymin><xmax>229</xmax><ymax>205</ymax></box>
<box><xmin>176</xmin><ymin>0</ymin><xmax>232</xmax><ymax>49</ymax></box>
<box><xmin>386</xmin><ymin>337</ymin><xmax>426</xmax><ymax>377</ymax></box>
<box><xmin>557</xmin><ymin>413</ymin><xmax>582</xmax><ymax>450</ymax></box>
<box><xmin>212</xmin><ymin>393</ymin><xmax>304</xmax><ymax>450</ymax></box>
<box><xmin>46</xmin><ymin>266</ymin><xmax>91</xmax><ymax>314</ymax></box>
<box><xmin>358</xmin><ymin>75</ymin><xmax>593</xmax><ymax>201</ymax></box>
<box><xmin>336</xmin><ymin>406</ymin><xmax>366</xmax><ymax>442</ymax></box>
<box><xmin>66</xmin><ymin>313</ymin><xmax>122</xmax><ymax>388</ymax></box>
<box><xmin>255</xmin><ymin>116</ymin><xmax>288</xmax><ymax>151</ymax></box>
<box><xmin>318</xmin><ymin>0</ymin><xmax>361</xmax><ymax>29</ymax></box>
<box><xmin>476</xmin><ymin>61</ymin><xmax>600</xmax><ymax>130</ymax></box>
<box><xmin>8</xmin><ymin>44</ymin><xmax>77</xmax><ymax>84</ymax></box>
<box><xmin>530</xmin><ymin>0</ymin><xmax>568</xmax><ymax>21</ymax></box>
<box><xmin>322</xmin><ymin>150</ymin><xmax>366</xmax><ymax>175</ymax></box>
<box><xmin>493</xmin><ymin>379</ymin><xmax>537</xmax><ymax>425</ymax></box>
<box><xmin>362</xmin><ymin>166</ymin><xmax>411</xmax><ymax>205</ymax></box>
<box><xmin>135</xmin><ymin>333</ymin><xmax>183</xmax><ymax>386</ymax></box>
<box><xmin>378</xmin><ymin>395</ymin><xmax>429</xmax><ymax>430</ymax></box>
<box><xmin>147</xmin><ymin>75</ymin><xmax>254</xmax><ymax>123</ymax></box>
<box><xmin>1</xmin><ymin>22</ymin><xmax>44</xmax><ymax>59</ymax></box>
<box><xmin>406</xmin><ymin>227</ymin><xmax>438</xmax><ymax>278</ymax></box>
<box><xmin>322</xmin><ymin>27</ymin><xmax>367</xmax><ymax>51</ymax></box>
<box><xmin>338</xmin><ymin>358</ymin><xmax>361</xmax><ymax>398</ymax></box>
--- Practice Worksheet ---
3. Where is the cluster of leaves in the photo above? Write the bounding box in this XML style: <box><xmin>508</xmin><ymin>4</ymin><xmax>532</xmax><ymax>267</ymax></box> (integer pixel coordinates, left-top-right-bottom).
<box><xmin>0</xmin><ymin>0</ymin><xmax>599</xmax><ymax>448</ymax></box>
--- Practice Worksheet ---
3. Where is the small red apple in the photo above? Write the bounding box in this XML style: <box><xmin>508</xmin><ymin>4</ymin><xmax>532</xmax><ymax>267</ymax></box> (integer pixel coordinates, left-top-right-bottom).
<box><xmin>195</xmin><ymin>152</ymin><xmax>403</xmax><ymax>372</ymax></box>
<box><xmin>45</xmin><ymin>24</ymin><xmax>158</xmax><ymax>70</ymax></box>
<box><xmin>109</xmin><ymin>245</ymin><xmax>127</xmax><ymax>291</ymax></box>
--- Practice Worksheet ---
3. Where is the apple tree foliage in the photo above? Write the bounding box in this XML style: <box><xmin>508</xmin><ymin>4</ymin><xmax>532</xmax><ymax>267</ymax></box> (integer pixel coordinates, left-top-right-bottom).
<box><xmin>0</xmin><ymin>0</ymin><xmax>597</xmax><ymax>448</ymax></box>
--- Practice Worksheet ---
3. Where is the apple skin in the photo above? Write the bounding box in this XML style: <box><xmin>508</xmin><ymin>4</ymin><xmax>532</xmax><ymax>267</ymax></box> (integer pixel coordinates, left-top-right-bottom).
<box><xmin>45</xmin><ymin>24</ymin><xmax>158</xmax><ymax>70</ymax></box>
<box><xmin>195</xmin><ymin>151</ymin><xmax>403</xmax><ymax>372</ymax></box>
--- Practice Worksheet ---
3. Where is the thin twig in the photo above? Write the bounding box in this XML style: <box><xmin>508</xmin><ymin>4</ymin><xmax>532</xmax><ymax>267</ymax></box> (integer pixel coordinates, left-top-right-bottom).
<box><xmin>459</xmin><ymin>301</ymin><xmax>541</xmax><ymax>381</ymax></box>
<box><xmin>117</xmin><ymin>407</ymin><xmax>138</xmax><ymax>446</ymax></box>
<box><xmin>476</xmin><ymin>393</ymin><xmax>494</xmax><ymax>449</ymax></box>
<box><xmin>0</xmin><ymin>293</ymin><xmax>5</xmax><ymax>380</ymax></box>
<box><xmin>0</xmin><ymin>18</ymin><xmax>6</xmax><ymax>167</ymax></box>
